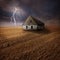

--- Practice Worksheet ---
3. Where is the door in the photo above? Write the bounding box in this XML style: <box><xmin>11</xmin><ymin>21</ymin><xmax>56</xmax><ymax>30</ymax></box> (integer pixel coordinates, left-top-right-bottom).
<box><xmin>26</xmin><ymin>26</ymin><xmax>28</xmax><ymax>29</ymax></box>
<box><xmin>31</xmin><ymin>26</ymin><xmax>33</xmax><ymax>29</ymax></box>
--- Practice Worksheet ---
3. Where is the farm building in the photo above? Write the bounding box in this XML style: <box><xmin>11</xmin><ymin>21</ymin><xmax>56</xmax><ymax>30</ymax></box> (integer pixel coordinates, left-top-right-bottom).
<box><xmin>23</xmin><ymin>16</ymin><xmax>44</xmax><ymax>30</ymax></box>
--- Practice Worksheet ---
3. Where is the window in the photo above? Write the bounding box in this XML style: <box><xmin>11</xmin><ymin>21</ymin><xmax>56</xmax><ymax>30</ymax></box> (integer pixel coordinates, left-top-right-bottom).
<box><xmin>30</xmin><ymin>20</ymin><xmax>32</xmax><ymax>23</ymax></box>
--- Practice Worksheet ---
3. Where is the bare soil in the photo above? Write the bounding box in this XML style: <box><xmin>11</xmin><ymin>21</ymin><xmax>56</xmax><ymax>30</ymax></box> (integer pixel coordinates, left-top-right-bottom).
<box><xmin>0</xmin><ymin>27</ymin><xmax>60</xmax><ymax>60</ymax></box>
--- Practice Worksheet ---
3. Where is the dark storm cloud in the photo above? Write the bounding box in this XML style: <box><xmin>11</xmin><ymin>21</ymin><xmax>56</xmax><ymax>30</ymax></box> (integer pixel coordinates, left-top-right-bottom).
<box><xmin>19</xmin><ymin>0</ymin><xmax>60</xmax><ymax>19</ymax></box>
<box><xmin>0</xmin><ymin>0</ymin><xmax>60</xmax><ymax>23</ymax></box>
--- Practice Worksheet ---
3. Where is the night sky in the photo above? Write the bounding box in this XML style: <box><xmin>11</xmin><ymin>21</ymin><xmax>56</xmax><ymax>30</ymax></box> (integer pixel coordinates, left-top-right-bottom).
<box><xmin>0</xmin><ymin>0</ymin><xmax>60</xmax><ymax>26</ymax></box>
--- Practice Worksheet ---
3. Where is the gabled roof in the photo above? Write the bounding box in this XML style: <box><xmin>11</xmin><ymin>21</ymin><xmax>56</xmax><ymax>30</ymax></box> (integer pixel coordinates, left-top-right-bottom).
<box><xmin>23</xmin><ymin>16</ymin><xmax>44</xmax><ymax>26</ymax></box>
<box><xmin>30</xmin><ymin>16</ymin><xmax>44</xmax><ymax>26</ymax></box>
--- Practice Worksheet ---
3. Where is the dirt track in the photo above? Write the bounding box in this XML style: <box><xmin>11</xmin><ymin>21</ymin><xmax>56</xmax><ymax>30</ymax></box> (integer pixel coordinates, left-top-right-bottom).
<box><xmin>0</xmin><ymin>27</ymin><xmax>60</xmax><ymax>60</ymax></box>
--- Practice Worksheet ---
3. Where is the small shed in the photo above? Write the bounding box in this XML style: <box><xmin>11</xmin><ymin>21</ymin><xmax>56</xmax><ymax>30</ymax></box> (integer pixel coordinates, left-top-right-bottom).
<box><xmin>23</xmin><ymin>16</ymin><xmax>44</xmax><ymax>30</ymax></box>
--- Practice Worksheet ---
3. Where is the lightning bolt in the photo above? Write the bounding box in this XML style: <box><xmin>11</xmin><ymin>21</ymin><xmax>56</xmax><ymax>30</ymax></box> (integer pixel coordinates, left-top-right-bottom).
<box><xmin>11</xmin><ymin>8</ymin><xmax>17</xmax><ymax>26</ymax></box>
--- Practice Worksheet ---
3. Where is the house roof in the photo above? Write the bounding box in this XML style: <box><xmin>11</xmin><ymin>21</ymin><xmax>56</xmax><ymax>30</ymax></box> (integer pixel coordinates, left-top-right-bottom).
<box><xmin>30</xmin><ymin>16</ymin><xmax>44</xmax><ymax>26</ymax></box>
<box><xmin>23</xmin><ymin>16</ymin><xmax>44</xmax><ymax>26</ymax></box>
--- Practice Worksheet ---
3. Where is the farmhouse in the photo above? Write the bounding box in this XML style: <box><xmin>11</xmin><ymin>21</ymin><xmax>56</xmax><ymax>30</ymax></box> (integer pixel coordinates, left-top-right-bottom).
<box><xmin>23</xmin><ymin>16</ymin><xmax>44</xmax><ymax>30</ymax></box>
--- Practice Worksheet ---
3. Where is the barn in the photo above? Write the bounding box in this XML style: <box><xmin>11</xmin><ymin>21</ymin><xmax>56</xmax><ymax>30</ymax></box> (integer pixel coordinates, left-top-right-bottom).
<box><xmin>23</xmin><ymin>16</ymin><xmax>44</xmax><ymax>30</ymax></box>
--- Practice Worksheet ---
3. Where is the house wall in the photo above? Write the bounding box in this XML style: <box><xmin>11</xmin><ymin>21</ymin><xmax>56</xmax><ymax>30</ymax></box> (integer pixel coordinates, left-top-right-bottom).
<box><xmin>23</xmin><ymin>25</ymin><xmax>37</xmax><ymax>30</ymax></box>
<box><xmin>37</xmin><ymin>26</ymin><xmax>44</xmax><ymax>29</ymax></box>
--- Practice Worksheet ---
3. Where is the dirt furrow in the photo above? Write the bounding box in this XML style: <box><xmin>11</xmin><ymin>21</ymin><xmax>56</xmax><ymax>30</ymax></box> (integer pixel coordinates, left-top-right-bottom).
<box><xmin>0</xmin><ymin>32</ymin><xmax>44</xmax><ymax>50</ymax></box>
<box><xmin>0</xmin><ymin>32</ymin><xmax>59</xmax><ymax>60</ymax></box>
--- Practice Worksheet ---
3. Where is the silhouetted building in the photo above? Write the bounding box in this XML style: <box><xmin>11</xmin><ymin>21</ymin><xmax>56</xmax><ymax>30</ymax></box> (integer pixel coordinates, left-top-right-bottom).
<box><xmin>23</xmin><ymin>16</ymin><xmax>44</xmax><ymax>30</ymax></box>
